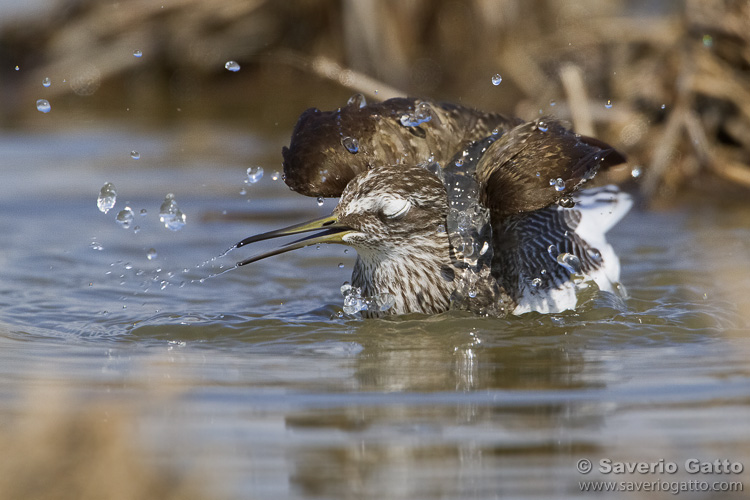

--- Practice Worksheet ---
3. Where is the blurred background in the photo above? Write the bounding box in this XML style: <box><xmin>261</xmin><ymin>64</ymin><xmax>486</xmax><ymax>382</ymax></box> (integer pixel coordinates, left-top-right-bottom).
<box><xmin>2</xmin><ymin>2</ymin><xmax>750</xmax><ymax>499</ymax></box>
<box><xmin>2</xmin><ymin>0</ymin><xmax>749</xmax><ymax>203</ymax></box>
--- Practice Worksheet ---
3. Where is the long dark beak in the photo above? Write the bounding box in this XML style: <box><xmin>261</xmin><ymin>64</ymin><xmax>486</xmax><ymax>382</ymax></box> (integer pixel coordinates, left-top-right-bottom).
<box><xmin>235</xmin><ymin>214</ymin><xmax>352</xmax><ymax>266</ymax></box>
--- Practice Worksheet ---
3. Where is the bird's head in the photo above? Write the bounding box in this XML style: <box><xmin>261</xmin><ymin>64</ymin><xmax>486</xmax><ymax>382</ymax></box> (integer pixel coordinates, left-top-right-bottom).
<box><xmin>235</xmin><ymin>164</ymin><xmax>449</xmax><ymax>266</ymax></box>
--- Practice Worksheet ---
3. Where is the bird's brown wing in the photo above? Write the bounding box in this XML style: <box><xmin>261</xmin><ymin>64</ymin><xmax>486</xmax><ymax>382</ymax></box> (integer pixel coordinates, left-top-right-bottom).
<box><xmin>282</xmin><ymin>97</ymin><xmax>521</xmax><ymax>197</ymax></box>
<box><xmin>475</xmin><ymin>120</ymin><xmax>626</xmax><ymax>216</ymax></box>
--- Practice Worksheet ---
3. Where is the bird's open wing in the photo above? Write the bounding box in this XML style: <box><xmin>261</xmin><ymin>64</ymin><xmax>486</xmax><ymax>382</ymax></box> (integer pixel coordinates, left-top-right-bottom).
<box><xmin>492</xmin><ymin>186</ymin><xmax>632</xmax><ymax>313</ymax></box>
<box><xmin>475</xmin><ymin>119</ymin><xmax>626</xmax><ymax>216</ymax></box>
<box><xmin>282</xmin><ymin>97</ymin><xmax>520</xmax><ymax>197</ymax></box>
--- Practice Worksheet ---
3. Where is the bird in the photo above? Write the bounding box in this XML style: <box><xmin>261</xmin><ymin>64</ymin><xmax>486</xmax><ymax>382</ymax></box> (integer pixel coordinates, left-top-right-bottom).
<box><xmin>235</xmin><ymin>96</ymin><xmax>632</xmax><ymax>317</ymax></box>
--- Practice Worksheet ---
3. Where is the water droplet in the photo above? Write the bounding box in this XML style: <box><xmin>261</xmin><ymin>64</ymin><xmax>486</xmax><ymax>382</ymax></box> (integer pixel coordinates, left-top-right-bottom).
<box><xmin>531</xmin><ymin>277</ymin><xmax>542</xmax><ymax>287</ymax></box>
<box><xmin>536</xmin><ymin>120</ymin><xmax>549</xmax><ymax>132</ymax></box>
<box><xmin>454</xmin><ymin>158</ymin><xmax>464</xmax><ymax>167</ymax></box>
<box><xmin>133</xmin><ymin>50</ymin><xmax>143</xmax><ymax>58</ymax></box>
<box><xmin>130</xmin><ymin>150</ymin><xmax>140</xmax><ymax>160</ymax></box>
<box><xmin>36</xmin><ymin>99</ymin><xmax>51</xmax><ymax>113</ymax></box>
<box><xmin>631</xmin><ymin>165</ymin><xmax>643</xmax><ymax>179</ymax></box>
<box><xmin>414</xmin><ymin>101</ymin><xmax>432</xmax><ymax>122</ymax></box>
<box><xmin>557</xmin><ymin>252</ymin><xmax>582</xmax><ymax>274</ymax></box>
<box><xmin>604</xmin><ymin>99</ymin><xmax>613</xmax><ymax>109</ymax></box>
<box><xmin>554</xmin><ymin>178</ymin><xmax>566</xmax><ymax>192</ymax></box>
<box><xmin>338</xmin><ymin>263</ymin><xmax>344</xmax><ymax>269</ymax></box>
<box><xmin>147</xmin><ymin>248</ymin><xmax>157</xmax><ymax>260</ymax></box>
<box><xmin>535</xmin><ymin>171</ymin><xmax>540</xmax><ymax>177</ymax></box>
<box><xmin>42</xmin><ymin>77</ymin><xmax>51</xmax><ymax>87</ymax></box>
<box><xmin>376</xmin><ymin>293</ymin><xmax>396</xmax><ymax>312</ymax></box>
<box><xmin>437</xmin><ymin>224</ymin><xmax>446</xmax><ymax>233</ymax></box>
<box><xmin>399</xmin><ymin>102</ymin><xmax>432</xmax><ymax>127</ymax></box>
<box><xmin>246</xmin><ymin>166</ymin><xmax>264</xmax><ymax>184</ymax></box>
<box><xmin>540</xmin><ymin>269</ymin><xmax>547</xmax><ymax>275</ymax></box>
<box><xmin>479</xmin><ymin>241</ymin><xmax>490</xmax><ymax>256</ymax></box>
<box><xmin>341</xmin><ymin>136</ymin><xmax>359</xmax><ymax>154</ymax></box>
<box><xmin>90</xmin><ymin>240</ymin><xmax>104</xmax><ymax>251</ymax></box>
<box><xmin>97</xmin><ymin>182</ymin><xmax>117</xmax><ymax>213</ymax></box>
<box><xmin>271</xmin><ymin>171</ymin><xmax>280</xmax><ymax>181</ymax></box>
<box><xmin>159</xmin><ymin>193</ymin><xmax>187</xmax><ymax>231</ymax></box>
<box><xmin>347</xmin><ymin>93</ymin><xmax>367</xmax><ymax>108</ymax></box>
<box><xmin>225</xmin><ymin>60</ymin><xmax>240</xmax><ymax>72</ymax></box>
<box><xmin>116</xmin><ymin>207</ymin><xmax>135</xmax><ymax>229</ymax></box>
<box><xmin>549</xmin><ymin>99</ymin><xmax>556</xmax><ymax>107</ymax></box>
<box><xmin>140</xmin><ymin>208</ymin><xmax>148</xmax><ymax>216</ymax></box>
<box><xmin>239</xmin><ymin>187</ymin><xmax>247</xmax><ymax>195</ymax></box>
<box><xmin>317</xmin><ymin>197</ymin><xmax>324</xmax><ymax>206</ymax></box>
<box><xmin>491</xmin><ymin>73</ymin><xmax>503</xmax><ymax>86</ymax></box>
<box><xmin>702</xmin><ymin>34</ymin><xmax>713</xmax><ymax>48</ymax></box>
<box><xmin>557</xmin><ymin>196</ymin><xmax>575</xmax><ymax>208</ymax></box>
<box><xmin>547</xmin><ymin>245</ymin><xmax>559</xmax><ymax>259</ymax></box>
<box><xmin>468</xmin><ymin>288</ymin><xmax>478</xmax><ymax>298</ymax></box>
<box><xmin>133</xmin><ymin>225</ymin><xmax>140</xmax><ymax>233</ymax></box>
<box><xmin>661</xmin><ymin>104</ymin><xmax>666</xmax><ymax>110</ymax></box>
<box><xmin>587</xmin><ymin>247</ymin><xmax>602</xmax><ymax>263</ymax></box>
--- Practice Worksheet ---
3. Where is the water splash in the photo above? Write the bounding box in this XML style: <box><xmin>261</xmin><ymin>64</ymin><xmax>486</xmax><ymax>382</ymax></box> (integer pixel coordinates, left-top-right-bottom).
<box><xmin>549</xmin><ymin>178</ymin><xmax>566</xmax><ymax>192</ymax></box>
<box><xmin>246</xmin><ymin>166</ymin><xmax>263</xmax><ymax>184</ymax></box>
<box><xmin>159</xmin><ymin>194</ymin><xmax>187</xmax><ymax>231</ymax></box>
<box><xmin>557</xmin><ymin>196</ymin><xmax>575</xmax><ymax>208</ymax></box>
<box><xmin>340</xmin><ymin>283</ymin><xmax>395</xmax><ymax>315</ymax></box>
<box><xmin>587</xmin><ymin>247</ymin><xmax>602</xmax><ymax>263</ymax></box>
<box><xmin>97</xmin><ymin>182</ymin><xmax>117</xmax><ymax>213</ymax></box>
<box><xmin>115</xmin><ymin>207</ymin><xmax>135</xmax><ymax>229</ymax></box>
<box><xmin>399</xmin><ymin>101</ymin><xmax>432</xmax><ymax>127</ymax></box>
<box><xmin>341</xmin><ymin>136</ymin><xmax>359</xmax><ymax>154</ymax></box>
<box><xmin>557</xmin><ymin>252</ymin><xmax>582</xmax><ymax>274</ymax></box>
<box><xmin>346</xmin><ymin>93</ymin><xmax>367</xmax><ymax>108</ymax></box>
<box><xmin>441</xmin><ymin>134</ymin><xmax>505</xmax><ymax>315</ymax></box>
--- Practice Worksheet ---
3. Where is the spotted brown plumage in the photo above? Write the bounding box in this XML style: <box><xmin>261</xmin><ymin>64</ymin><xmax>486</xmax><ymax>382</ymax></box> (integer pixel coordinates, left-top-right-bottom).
<box><xmin>238</xmin><ymin>97</ymin><xmax>631</xmax><ymax>316</ymax></box>
<box><xmin>281</xmin><ymin>97</ymin><xmax>520</xmax><ymax>198</ymax></box>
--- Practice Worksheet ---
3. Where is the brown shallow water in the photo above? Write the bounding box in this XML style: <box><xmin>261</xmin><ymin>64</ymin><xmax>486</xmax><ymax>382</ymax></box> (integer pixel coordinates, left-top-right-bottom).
<box><xmin>1</xmin><ymin>129</ymin><xmax>749</xmax><ymax>499</ymax></box>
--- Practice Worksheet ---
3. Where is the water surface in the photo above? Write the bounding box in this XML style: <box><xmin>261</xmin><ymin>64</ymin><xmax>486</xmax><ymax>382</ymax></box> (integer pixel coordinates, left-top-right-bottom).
<box><xmin>1</xmin><ymin>129</ymin><xmax>749</xmax><ymax>499</ymax></box>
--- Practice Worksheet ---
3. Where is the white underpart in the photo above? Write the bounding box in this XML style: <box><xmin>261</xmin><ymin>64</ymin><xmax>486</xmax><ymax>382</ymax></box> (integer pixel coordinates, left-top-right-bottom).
<box><xmin>513</xmin><ymin>186</ymin><xmax>633</xmax><ymax>315</ymax></box>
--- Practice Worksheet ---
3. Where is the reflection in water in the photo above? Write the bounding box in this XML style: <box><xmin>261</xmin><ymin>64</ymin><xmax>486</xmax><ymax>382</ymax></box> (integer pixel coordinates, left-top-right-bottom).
<box><xmin>1</xmin><ymin>133</ymin><xmax>750</xmax><ymax>498</ymax></box>
<box><xmin>283</xmin><ymin>321</ymin><xmax>599</xmax><ymax>498</ymax></box>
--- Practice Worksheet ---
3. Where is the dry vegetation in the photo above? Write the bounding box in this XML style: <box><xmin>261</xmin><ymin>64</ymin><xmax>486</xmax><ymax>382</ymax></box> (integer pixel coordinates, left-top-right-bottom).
<box><xmin>0</xmin><ymin>391</ymin><xmax>206</xmax><ymax>500</ymax></box>
<box><xmin>1</xmin><ymin>0</ymin><xmax>749</xmax><ymax>202</ymax></box>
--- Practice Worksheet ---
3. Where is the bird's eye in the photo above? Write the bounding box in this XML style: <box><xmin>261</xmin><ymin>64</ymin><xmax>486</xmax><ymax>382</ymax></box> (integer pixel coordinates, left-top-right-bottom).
<box><xmin>381</xmin><ymin>197</ymin><xmax>411</xmax><ymax>219</ymax></box>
